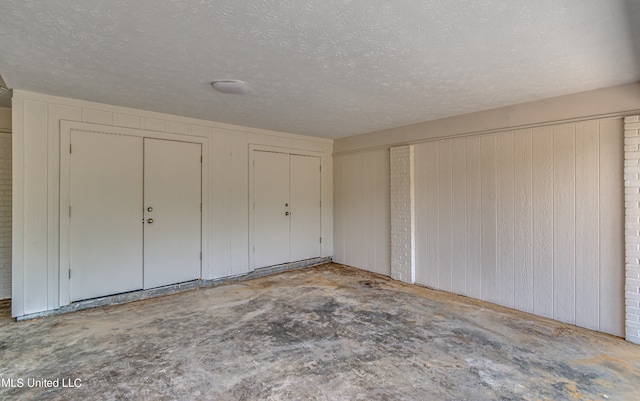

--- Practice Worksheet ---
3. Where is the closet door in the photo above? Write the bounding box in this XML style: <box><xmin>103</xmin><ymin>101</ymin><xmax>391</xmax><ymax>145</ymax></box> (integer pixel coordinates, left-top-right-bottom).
<box><xmin>253</xmin><ymin>151</ymin><xmax>290</xmax><ymax>268</ymax></box>
<box><xmin>143</xmin><ymin>138</ymin><xmax>202</xmax><ymax>289</ymax></box>
<box><xmin>290</xmin><ymin>155</ymin><xmax>321</xmax><ymax>261</ymax></box>
<box><xmin>69</xmin><ymin>131</ymin><xmax>143</xmax><ymax>301</ymax></box>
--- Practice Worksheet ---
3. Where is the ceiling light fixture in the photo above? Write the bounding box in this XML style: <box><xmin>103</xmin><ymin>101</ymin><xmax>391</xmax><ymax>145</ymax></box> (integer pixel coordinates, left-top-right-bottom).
<box><xmin>211</xmin><ymin>80</ymin><xmax>248</xmax><ymax>94</ymax></box>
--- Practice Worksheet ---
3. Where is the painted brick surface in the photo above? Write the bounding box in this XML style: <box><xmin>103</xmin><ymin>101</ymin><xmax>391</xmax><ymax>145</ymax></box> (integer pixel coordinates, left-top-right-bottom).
<box><xmin>390</xmin><ymin>145</ymin><xmax>415</xmax><ymax>284</ymax></box>
<box><xmin>0</xmin><ymin>132</ymin><xmax>10</xmax><ymax>299</ymax></box>
<box><xmin>625</xmin><ymin>115</ymin><xmax>640</xmax><ymax>344</ymax></box>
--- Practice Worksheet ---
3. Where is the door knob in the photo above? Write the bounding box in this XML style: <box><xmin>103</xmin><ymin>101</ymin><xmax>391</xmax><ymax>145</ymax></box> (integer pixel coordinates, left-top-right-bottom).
<box><xmin>285</xmin><ymin>212</ymin><xmax>290</xmax><ymax>216</ymax></box>
<box><xmin>147</xmin><ymin>218</ymin><xmax>154</xmax><ymax>224</ymax></box>
<box><xmin>147</xmin><ymin>206</ymin><xmax>153</xmax><ymax>212</ymax></box>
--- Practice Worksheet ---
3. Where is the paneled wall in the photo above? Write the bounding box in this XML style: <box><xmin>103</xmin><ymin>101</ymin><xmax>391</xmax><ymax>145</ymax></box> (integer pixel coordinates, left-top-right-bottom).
<box><xmin>12</xmin><ymin>90</ymin><xmax>333</xmax><ymax>317</ymax></box>
<box><xmin>334</xmin><ymin>149</ymin><xmax>390</xmax><ymax>276</ymax></box>
<box><xmin>0</xmin><ymin>107</ymin><xmax>10</xmax><ymax>300</ymax></box>
<box><xmin>412</xmin><ymin>119</ymin><xmax>624</xmax><ymax>336</ymax></box>
<box><xmin>0</xmin><ymin>131</ymin><xmax>10</xmax><ymax>299</ymax></box>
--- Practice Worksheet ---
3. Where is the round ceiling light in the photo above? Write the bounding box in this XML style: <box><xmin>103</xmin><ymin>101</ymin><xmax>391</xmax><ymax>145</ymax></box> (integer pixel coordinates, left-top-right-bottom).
<box><xmin>211</xmin><ymin>80</ymin><xmax>248</xmax><ymax>94</ymax></box>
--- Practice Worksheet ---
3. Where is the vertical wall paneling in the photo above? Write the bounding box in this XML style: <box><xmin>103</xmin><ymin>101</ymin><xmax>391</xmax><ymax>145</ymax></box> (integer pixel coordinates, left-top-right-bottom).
<box><xmin>425</xmin><ymin>142</ymin><xmax>440</xmax><ymax>288</ymax></box>
<box><xmin>113</xmin><ymin>113</ymin><xmax>141</xmax><ymax>129</ymax></box>
<box><xmin>408</xmin><ymin>118</ymin><xmax>623</xmax><ymax>336</ymax></box>
<box><xmin>321</xmin><ymin>146</ymin><xmax>334</xmax><ymax>258</ymax></box>
<box><xmin>414</xmin><ymin>144</ymin><xmax>428</xmax><ymax>285</ymax></box>
<box><xmin>438</xmin><ymin>141</ymin><xmax>453</xmax><ymax>292</ymax></box>
<box><xmin>465</xmin><ymin>136</ymin><xmax>482</xmax><ymax>299</ymax></box>
<box><xmin>23</xmin><ymin>100</ymin><xmax>49</xmax><ymax>314</ymax></box>
<box><xmin>12</xmin><ymin>102</ymin><xmax>25</xmax><ymax>316</ymax></box>
<box><xmin>599</xmin><ymin>119</ymin><xmax>625</xmax><ymax>335</ymax></box>
<box><xmin>208</xmin><ymin>128</ymin><xmax>230</xmax><ymax>279</ymax></box>
<box><xmin>333</xmin><ymin>149</ymin><xmax>389</xmax><ymax>275</ymax></box>
<box><xmin>342</xmin><ymin>155</ymin><xmax>356</xmax><ymax>268</ymax></box>
<box><xmin>553</xmin><ymin>124</ymin><xmax>576</xmax><ymax>324</ymax></box>
<box><xmin>13</xmin><ymin>90</ymin><xmax>333</xmax><ymax>318</ymax></box>
<box><xmin>575</xmin><ymin>121</ymin><xmax>600</xmax><ymax>330</ymax></box>
<box><xmin>0</xmin><ymin>132</ymin><xmax>11</xmax><ymax>299</ymax></box>
<box><xmin>142</xmin><ymin>118</ymin><xmax>166</xmax><ymax>132</ymax></box>
<box><xmin>366</xmin><ymin>150</ymin><xmax>377</xmax><ymax>271</ymax></box>
<box><xmin>82</xmin><ymin>108</ymin><xmax>113</xmax><ymax>125</ymax></box>
<box><xmin>48</xmin><ymin>104</ymin><xmax>82</xmax><ymax>308</ymax></box>
<box><xmin>480</xmin><ymin>134</ymin><xmax>497</xmax><ymax>303</ymax></box>
<box><xmin>229</xmin><ymin>132</ymin><xmax>249</xmax><ymax>276</ymax></box>
<box><xmin>513</xmin><ymin>130</ymin><xmax>534</xmax><ymax>313</ymax></box>
<box><xmin>450</xmin><ymin>138</ymin><xmax>467</xmax><ymax>295</ymax></box>
<box><xmin>532</xmin><ymin>127</ymin><xmax>554</xmax><ymax>318</ymax></box>
<box><xmin>497</xmin><ymin>132</ymin><xmax>515</xmax><ymax>308</ymax></box>
<box><xmin>333</xmin><ymin>155</ymin><xmax>345</xmax><ymax>264</ymax></box>
<box><xmin>166</xmin><ymin>121</ymin><xmax>188</xmax><ymax>134</ymax></box>
<box><xmin>355</xmin><ymin>153</ymin><xmax>367</xmax><ymax>268</ymax></box>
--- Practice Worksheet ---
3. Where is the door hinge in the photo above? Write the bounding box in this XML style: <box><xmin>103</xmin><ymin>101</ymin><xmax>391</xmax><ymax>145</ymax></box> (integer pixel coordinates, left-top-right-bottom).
<box><xmin>200</xmin><ymin>204</ymin><xmax>202</xmax><ymax>212</ymax></box>
<box><xmin>320</xmin><ymin>237</ymin><xmax>322</xmax><ymax>244</ymax></box>
<box><xmin>200</xmin><ymin>252</ymin><xmax>202</xmax><ymax>260</ymax></box>
<box><xmin>68</xmin><ymin>269</ymin><xmax>71</xmax><ymax>279</ymax></box>
<box><xmin>319</xmin><ymin>165</ymin><xmax>321</xmax><ymax>172</ymax></box>
<box><xmin>69</xmin><ymin>144</ymin><xmax>72</xmax><ymax>154</ymax></box>
<box><xmin>69</xmin><ymin>206</ymin><xmax>72</xmax><ymax>217</ymax></box>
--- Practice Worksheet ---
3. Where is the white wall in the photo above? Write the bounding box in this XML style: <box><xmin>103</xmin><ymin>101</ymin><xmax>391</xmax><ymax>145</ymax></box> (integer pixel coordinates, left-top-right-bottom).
<box><xmin>0</xmin><ymin>107</ymin><xmax>10</xmax><ymax>131</ymax></box>
<box><xmin>413</xmin><ymin>120</ymin><xmax>623</xmax><ymax>336</ymax></box>
<box><xmin>333</xmin><ymin>149</ymin><xmax>390</xmax><ymax>276</ymax></box>
<box><xmin>12</xmin><ymin>91</ymin><xmax>333</xmax><ymax>317</ymax></box>
<box><xmin>0</xmin><ymin>107</ymin><xmax>11</xmax><ymax>299</ymax></box>
<box><xmin>335</xmin><ymin>83</ymin><xmax>640</xmax><ymax>337</ymax></box>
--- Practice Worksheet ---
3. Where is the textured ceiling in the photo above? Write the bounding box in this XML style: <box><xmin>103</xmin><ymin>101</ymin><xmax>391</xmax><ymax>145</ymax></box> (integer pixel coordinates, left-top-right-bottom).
<box><xmin>1</xmin><ymin>1</ymin><xmax>639</xmax><ymax>138</ymax></box>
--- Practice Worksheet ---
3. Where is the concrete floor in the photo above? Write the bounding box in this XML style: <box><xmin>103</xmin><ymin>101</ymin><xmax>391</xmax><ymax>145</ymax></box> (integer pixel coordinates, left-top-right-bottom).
<box><xmin>1</xmin><ymin>263</ymin><xmax>639</xmax><ymax>400</ymax></box>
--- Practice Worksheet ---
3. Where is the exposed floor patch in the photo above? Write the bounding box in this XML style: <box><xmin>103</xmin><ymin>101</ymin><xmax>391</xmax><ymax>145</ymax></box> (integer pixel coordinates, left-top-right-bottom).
<box><xmin>1</xmin><ymin>263</ymin><xmax>639</xmax><ymax>400</ymax></box>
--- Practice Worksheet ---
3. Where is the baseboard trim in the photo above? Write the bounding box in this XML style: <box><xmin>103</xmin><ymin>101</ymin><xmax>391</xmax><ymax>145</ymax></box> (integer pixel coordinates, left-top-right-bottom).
<box><xmin>16</xmin><ymin>257</ymin><xmax>332</xmax><ymax>321</ymax></box>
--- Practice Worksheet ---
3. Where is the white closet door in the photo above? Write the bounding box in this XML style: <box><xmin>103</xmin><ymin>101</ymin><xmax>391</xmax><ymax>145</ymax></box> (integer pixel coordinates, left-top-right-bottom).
<box><xmin>253</xmin><ymin>151</ymin><xmax>290</xmax><ymax>268</ymax></box>
<box><xmin>69</xmin><ymin>131</ymin><xmax>143</xmax><ymax>301</ymax></box>
<box><xmin>143</xmin><ymin>138</ymin><xmax>202</xmax><ymax>289</ymax></box>
<box><xmin>290</xmin><ymin>155</ymin><xmax>321</xmax><ymax>261</ymax></box>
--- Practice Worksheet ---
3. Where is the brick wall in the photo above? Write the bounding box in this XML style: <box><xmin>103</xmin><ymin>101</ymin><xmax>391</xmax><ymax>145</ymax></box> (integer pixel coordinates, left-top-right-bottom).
<box><xmin>625</xmin><ymin>115</ymin><xmax>640</xmax><ymax>344</ymax></box>
<box><xmin>390</xmin><ymin>145</ymin><xmax>415</xmax><ymax>284</ymax></box>
<box><xmin>0</xmin><ymin>132</ymin><xmax>11</xmax><ymax>299</ymax></box>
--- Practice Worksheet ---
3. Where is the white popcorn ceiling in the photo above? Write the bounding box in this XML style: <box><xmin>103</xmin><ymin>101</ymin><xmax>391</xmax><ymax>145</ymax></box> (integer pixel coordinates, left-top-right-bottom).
<box><xmin>0</xmin><ymin>0</ymin><xmax>639</xmax><ymax>138</ymax></box>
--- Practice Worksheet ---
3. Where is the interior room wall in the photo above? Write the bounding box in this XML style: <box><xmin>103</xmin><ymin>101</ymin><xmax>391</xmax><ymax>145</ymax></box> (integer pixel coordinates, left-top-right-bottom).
<box><xmin>11</xmin><ymin>91</ymin><xmax>333</xmax><ymax>318</ymax></box>
<box><xmin>410</xmin><ymin>119</ymin><xmax>623</xmax><ymax>336</ymax></box>
<box><xmin>334</xmin><ymin>82</ymin><xmax>640</xmax><ymax>337</ymax></box>
<box><xmin>0</xmin><ymin>106</ymin><xmax>11</xmax><ymax>299</ymax></box>
<box><xmin>334</xmin><ymin>148</ymin><xmax>390</xmax><ymax>276</ymax></box>
<box><xmin>0</xmin><ymin>107</ymin><xmax>10</xmax><ymax>130</ymax></box>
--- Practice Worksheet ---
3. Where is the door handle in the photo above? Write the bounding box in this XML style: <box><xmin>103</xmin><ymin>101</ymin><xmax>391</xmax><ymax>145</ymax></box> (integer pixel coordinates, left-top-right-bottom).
<box><xmin>147</xmin><ymin>218</ymin><xmax>154</xmax><ymax>224</ymax></box>
<box><xmin>285</xmin><ymin>212</ymin><xmax>290</xmax><ymax>216</ymax></box>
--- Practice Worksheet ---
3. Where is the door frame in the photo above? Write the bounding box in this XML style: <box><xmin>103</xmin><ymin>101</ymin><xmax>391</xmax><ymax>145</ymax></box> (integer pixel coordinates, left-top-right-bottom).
<box><xmin>59</xmin><ymin>120</ymin><xmax>209</xmax><ymax>306</ymax></box>
<box><xmin>248</xmin><ymin>144</ymin><xmax>323</xmax><ymax>271</ymax></box>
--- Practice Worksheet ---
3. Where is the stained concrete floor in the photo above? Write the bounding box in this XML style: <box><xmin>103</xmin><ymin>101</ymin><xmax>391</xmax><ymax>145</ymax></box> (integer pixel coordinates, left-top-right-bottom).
<box><xmin>1</xmin><ymin>263</ymin><xmax>640</xmax><ymax>400</ymax></box>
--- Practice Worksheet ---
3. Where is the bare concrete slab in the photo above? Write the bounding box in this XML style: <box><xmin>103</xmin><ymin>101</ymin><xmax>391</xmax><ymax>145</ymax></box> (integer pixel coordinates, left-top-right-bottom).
<box><xmin>1</xmin><ymin>263</ymin><xmax>639</xmax><ymax>400</ymax></box>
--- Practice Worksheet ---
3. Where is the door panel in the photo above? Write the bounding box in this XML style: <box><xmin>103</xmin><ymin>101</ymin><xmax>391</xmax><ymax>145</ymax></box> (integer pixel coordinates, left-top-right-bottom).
<box><xmin>253</xmin><ymin>151</ymin><xmax>290</xmax><ymax>268</ymax></box>
<box><xmin>143</xmin><ymin>138</ymin><xmax>202</xmax><ymax>289</ymax></box>
<box><xmin>69</xmin><ymin>131</ymin><xmax>143</xmax><ymax>301</ymax></box>
<box><xmin>290</xmin><ymin>155</ymin><xmax>321</xmax><ymax>261</ymax></box>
